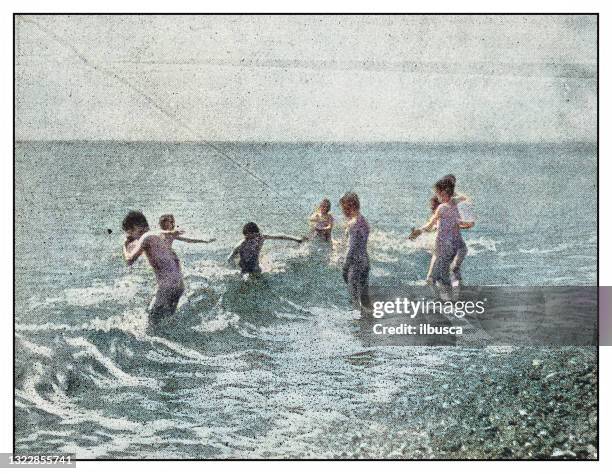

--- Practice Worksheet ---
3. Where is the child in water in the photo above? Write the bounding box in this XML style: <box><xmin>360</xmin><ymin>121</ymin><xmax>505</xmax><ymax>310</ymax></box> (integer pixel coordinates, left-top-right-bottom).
<box><xmin>158</xmin><ymin>214</ymin><xmax>216</xmax><ymax>247</ymax></box>
<box><xmin>410</xmin><ymin>178</ymin><xmax>472</xmax><ymax>292</ymax></box>
<box><xmin>340</xmin><ymin>192</ymin><xmax>371</xmax><ymax>311</ymax></box>
<box><xmin>122</xmin><ymin>211</ymin><xmax>185</xmax><ymax>325</ymax></box>
<box><xmin>424</xmin><ymin>176</ymin><xmax>474</xmax><ymax>286</ymax></box>
<box><xmin>308</xmin><ymin>198</ymin><xmax>334</xmax><ymax>241</ymax></box>
<box><xmin>227</xmin><ymin>222</ymin><xmax>303</xmax><ymax>275</ymax></box>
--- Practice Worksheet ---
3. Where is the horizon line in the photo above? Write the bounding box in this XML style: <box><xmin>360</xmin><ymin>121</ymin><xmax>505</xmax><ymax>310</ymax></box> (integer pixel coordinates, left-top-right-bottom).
<box><xmin>15</xmin><ymin>139</ymin><xmax>597</xmax><ymax>146</ymax></box>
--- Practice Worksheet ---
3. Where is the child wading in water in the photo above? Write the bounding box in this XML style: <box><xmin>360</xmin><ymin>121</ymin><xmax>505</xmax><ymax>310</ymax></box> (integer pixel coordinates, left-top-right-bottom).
<box><xmin>308</xmin><ymin>198</ymin><xmax>334</xmax><ymax>242</ymax></box>
<box><xmin>227</xmin><ymin>222</ymin><xmax>303</xmax><ymax>276</ymax></box>
<box><xmin>340</xmin><ymin>192</ymin><xmax>371</xmax><ymax>312</ymax></box>
<box><xmin>410</xmin><ymin>178</ymin><xmax>472</xmax><ymax>295</ymax></box>
<box><xmin>425</xmin><ymin>175</ymin><xmax>474</xmax><ymax>287</ymax></box>
<box><xmin>428</xmin><ymin>175</ymin><xmax>473</xmax><ymax>216</ymax></box>
<box><xmin>122</xmin><ymin>211</ymin><xmax>185</xmax><ymax>326</ymax></box>
<box><xmin>158</xmin><ymin>214</ymin><xmax>216</xmax><ymax>247</ymax></box>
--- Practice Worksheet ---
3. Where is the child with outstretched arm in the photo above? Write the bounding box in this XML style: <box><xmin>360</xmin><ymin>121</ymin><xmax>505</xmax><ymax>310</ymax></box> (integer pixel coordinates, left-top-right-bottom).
<box><xmin>424</xmin><ymin>175</ymin><xmax>474</xmax><ymax>286</ymax></box>
<box><xmin>227</xmin><ymin>222</ymin><xmax>302</xmax><ymax>275</ymax></box>
<box><xmin>409</xmin><ymin>178</ymin><xmax>471</xmax><ymax>290</ymax></box>
<box><xmin>428</xmin><ymin>174</ymin><xmax>475</xmax><ymax>226</ymax></box>
<box><xmin>158</xmin><ymin>214</ymin><xmax>216</xmax><ymax>246</ymax></box>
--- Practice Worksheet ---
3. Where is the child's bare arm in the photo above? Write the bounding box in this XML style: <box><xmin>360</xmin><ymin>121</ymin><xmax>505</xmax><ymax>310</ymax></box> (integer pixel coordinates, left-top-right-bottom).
<box><xmin>459</xmin><ymin>221</ymin><xmax>475</xmax><ymax>229</ymax></box>
<box><xmin>409</xmin><ymin>209</ymin><xmax>440</xmax><ymax>240</ymax></box>
<box><xmin>227</xmin><ymin>243</ymin><xmax>241</xmax><ymax>263</ymax></box>
<box><xmin>421</xmin><ymin>209</ymin><xmax>440</xmax><ymax>232</ymax></box>
<box><xmin>123</xmin><ymin>237</ymin><xmax>146</xmax><ymax>265</ymax></box>
<box><xmin>176</xmin><ymin>236</ymin><xmax>216</xmax><ymax>244</ymax></box>
<box><xmin>453</xmin><ymin>193</ymin><xmax>471</xmax><ymax>204</ymax></box>
<box><xmin>263</xmin><ymin>234</ymin><xmax>303</xmax><ymax>243</ymax></box>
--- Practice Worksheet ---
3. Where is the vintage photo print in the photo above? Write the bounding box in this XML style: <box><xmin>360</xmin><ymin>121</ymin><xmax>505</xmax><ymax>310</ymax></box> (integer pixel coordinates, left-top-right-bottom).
<box><xmin>14</xmin><ymin>14</ymin><xmax>597</xmax><ymax>460</ymax></box>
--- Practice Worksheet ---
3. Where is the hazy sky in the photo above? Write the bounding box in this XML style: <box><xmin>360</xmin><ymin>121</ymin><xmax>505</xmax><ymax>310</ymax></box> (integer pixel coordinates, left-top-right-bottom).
<box><xmin>15</xmin><ymin>15</ymin><xmax>596</xmax><ymax>142</ymax></box>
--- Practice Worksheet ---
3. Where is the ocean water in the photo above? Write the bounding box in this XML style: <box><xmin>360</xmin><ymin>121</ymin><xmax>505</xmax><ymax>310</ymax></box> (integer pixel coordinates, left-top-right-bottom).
<box><xmin>14</xmin><ymin>141</ymin><xmax>597</xmax><ymax>458</ymax></box>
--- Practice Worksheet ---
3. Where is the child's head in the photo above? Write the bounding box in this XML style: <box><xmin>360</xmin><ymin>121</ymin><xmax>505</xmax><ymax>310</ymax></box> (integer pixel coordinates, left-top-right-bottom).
<box><xmin>434</xmin><ymin>178</ymin><xmax>455</xmax><ymax>202</ymax></box>
<box><xmin>159</xmin><ymin>214</ymin><xmax>175</xmax><ymax>231</ymax></box>
<box><xmin>122</xmin><ymin>211</ymin><xmax>149</xmax><ymax>239</ymax></box>
<box><xmin>319</xmin><ymin>198</ymin><xmax>331</xmax><ymax>214</ymax></box>
<box><xmin>339</xmin><ymin>192</ymin><xmax>360</xmax><ymax>218</ymax></box>
<box><xmin>242</xmin><ymin>222</ymin><xmax>260</xmax><ymax>237</ymax></box>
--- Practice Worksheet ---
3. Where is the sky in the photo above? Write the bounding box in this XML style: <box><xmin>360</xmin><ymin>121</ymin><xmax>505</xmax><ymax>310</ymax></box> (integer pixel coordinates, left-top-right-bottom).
<box><xmin>15</xmin><ymin>15</ymin><xmax>597</xmax><ymax>142</ymax></box>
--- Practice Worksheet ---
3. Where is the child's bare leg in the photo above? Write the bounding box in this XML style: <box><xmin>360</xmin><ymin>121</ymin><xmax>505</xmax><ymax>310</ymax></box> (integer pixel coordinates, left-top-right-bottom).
<box><xmin>148</xmin><ymin>286</ymin><xmax>185</xmax><ymax>326</ymax></box>
<box><xmin>347</xmin><ymin>264</ymin><xmax>370</xmax><ymax>310</ymax></box>
<box><xmin>450</xmin><ymin>242</ymin><xmax>468</xmax><ymax>285</ymax></box>
<box><xmin>431</xmin><ymin>251</ymin><xmax>453</xmax><ymax>294</ymax></box>
<box><xmin>359</xmin><ymin>266</ymin><xmax>371</xmax><ymax>311</ymax></box>
<box><xmin>426</xmin><ymin>254</ymin><xmax>437</xmax><ymax>286</ymax></box>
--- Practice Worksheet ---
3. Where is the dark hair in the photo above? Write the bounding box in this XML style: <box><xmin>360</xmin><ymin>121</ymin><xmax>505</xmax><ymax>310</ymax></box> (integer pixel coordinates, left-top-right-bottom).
<box><xmin>159</xmin><ymin>214</ymin><xmax>175</xmax><ymax>230</ymax></box>
<box><xmin>434</xmin><ymin>178</ymin><xmax>455</xmax><ymax>197</ymax></box>
<box><xmin>243</xmin><ymin>222</ymin><xmax>260</xmax><ymax>235</ymax></box>
<box><xmin>320</xmin><ymin>198</ymin><xmax>331</xmax><ymax>213</ymax></box>
<box><xmin>339</xmin><ymin>192</ymin><xmax>360</xmax><ymax>210</ymax></box>
<box><xmin>122</xmin><ymin>211</ymin><xmax>149</xmax><ymax>231</ymax></box>
<box><xmin>440</xmin><ymin>174</ymin><xmax>456</xmax><ymax>186</ymax></box>
<box><xmin>430</xmin><ymin>196</ymin><xmax>441</xmax><ymax>212</ymax></box>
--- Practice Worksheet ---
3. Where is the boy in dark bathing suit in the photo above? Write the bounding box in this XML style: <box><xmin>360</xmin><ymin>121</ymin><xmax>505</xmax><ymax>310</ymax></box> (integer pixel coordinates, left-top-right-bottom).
<box><xmin>227</xmin><ymin>222</ymin><xmax>302</xmax><ymax>276</ymax></box>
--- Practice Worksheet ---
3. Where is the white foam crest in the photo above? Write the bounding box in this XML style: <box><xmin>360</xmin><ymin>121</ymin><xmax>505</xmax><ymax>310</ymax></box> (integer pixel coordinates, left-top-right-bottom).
<box><xmin>43</xmin><ymin>275</ymin><xmax>146</xmax><ymax>308</ymax></box>
<box><xmin>16</xmin><ymin>335</ymin><xmax>54</xmax><ymax>358</ymax></box>
<box><xmin>86</xmin><ymin>308</ymin><xmax>149</xmax><ymax>337</ymax></box>
<box><xmin>192</xmin><ymin>311</ymin><xmax>240</xmax><ymax>333</ymax></box>
<box><xmin>17</xmin><ymin>308</ymin><xmax>149</xmax><ymax>337</ymax></box>
<box><xmin>65</xmin><ymin>337</ymin><xmax>159</xmax><ymax>389</ymax></box>
<box><xmin>183</xmin><ymin>259</ymin><xmax>238</xmax><ymax>280</ymax></box>
<box><xmin>288</xmin><ymin>241</ymin><xmax>314</xmax><ymax>258</ymax></box>
<box><xmin>17</xmin><ymin>322</ymin><xmax>79</xmax><ymax>332</ymax></box>
<box><xmin>143</xmin><ymin>335</ymin><xmax>213</xmax><ymax>363</ymax></box>
<box><xmin>17</xmin><ymin>429</ymin><xmax>75</xmax><ymax>443</ymax></box>
<box><xmin>327</xmin><ymin>228</ymin><xmax>435</xmax><ymax>265</ymax></box>
<box><xmin>369</xmin><ymin>229</ymin><xmax>435</xmax><ymax>254</ymax></box>
<box><xmin>465</xmin><ymin>236</ymin><xmax>500</xmax><ymax>254</ymax></box>
<box><xmin>231</xmin><ymin>322</ymin><xmax>262</xmax><ymax>339</ymax></box>
<box><xmin>16</xmin><ymin>361</ymin><xmax>141</xmax><ymax>433</ymax></box>
<box><xmin>259</xmin><ymin>253</ymin><xmax>287</xmax><ymax>274</ymax></box>
<box><xmin>143</xmin><ymin>341</ymin><xmax>251</xmax><ymax>370</ymax></box>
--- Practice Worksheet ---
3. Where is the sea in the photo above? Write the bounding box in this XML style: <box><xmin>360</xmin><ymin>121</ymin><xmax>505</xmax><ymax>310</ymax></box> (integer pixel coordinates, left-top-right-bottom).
<box><xmin>14</xmin><ymin>141</ymin><xmax>597</xmax><ymax>458</ymax></box>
